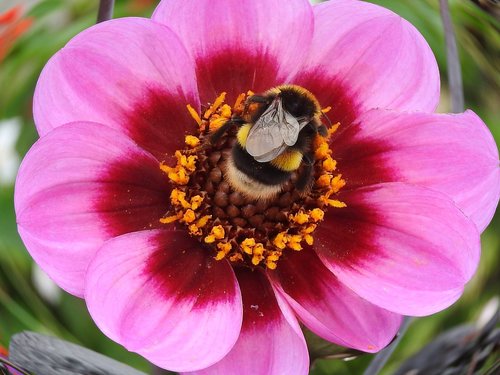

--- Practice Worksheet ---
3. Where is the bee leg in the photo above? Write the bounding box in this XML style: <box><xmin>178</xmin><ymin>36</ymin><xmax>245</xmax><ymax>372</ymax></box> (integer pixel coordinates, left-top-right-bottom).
<box><xmin>246</xmin><ymin>95</ymin><xmax>270</xmax><ymax>104</ymax></box>
<box><xmin>209</xmin><ymin>118</ymin><xmax>245</xmax><ymax>145</ymax></box>
<box><xmin>296</xmin><ymin>152</ymin><xmax>314</xmax><ymax>193</ymax></box>
<box><xmin>318</xmin><ymin>124</ymin><xmax>328</xmax><ymax>137</ymax></box>
<box><xmin>243</xmin><ymin>95</ymin><xmax>271</xmax><ymax>116</ymax></box>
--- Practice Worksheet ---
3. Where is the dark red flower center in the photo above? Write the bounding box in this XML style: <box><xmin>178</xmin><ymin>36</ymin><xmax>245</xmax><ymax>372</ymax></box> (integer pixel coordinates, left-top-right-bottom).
<box><xmin>159</xmin><ymin>89</ymin><xmax>346</xmax><ymax>269</ymax></box>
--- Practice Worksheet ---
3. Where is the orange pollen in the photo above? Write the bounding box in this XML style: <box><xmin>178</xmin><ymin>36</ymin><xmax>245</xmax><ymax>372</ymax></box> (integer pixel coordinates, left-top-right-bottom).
<box><xmin>159</xmin><ymin>90</ymin><xmax>346</xmax><ymax>269</ymax></box>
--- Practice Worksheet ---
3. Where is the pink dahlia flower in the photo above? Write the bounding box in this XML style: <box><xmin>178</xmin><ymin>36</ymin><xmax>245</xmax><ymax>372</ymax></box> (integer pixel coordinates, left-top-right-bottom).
<box><xmin>15</xmin><ymin>0</ymin><xmax>499</xmax><ymax>373</ymax></box>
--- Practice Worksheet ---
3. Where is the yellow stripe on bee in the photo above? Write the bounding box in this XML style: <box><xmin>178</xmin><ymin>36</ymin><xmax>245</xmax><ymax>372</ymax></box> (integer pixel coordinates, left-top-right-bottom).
<box><xmin>271</xmin><ymin>150</ymin><xmax>303</xmax><ymax>172</ymax></box>
<box><xmin>236</xmin><ymin>124</ymin><xmax>251</xmax><ymax>147</ymax></box>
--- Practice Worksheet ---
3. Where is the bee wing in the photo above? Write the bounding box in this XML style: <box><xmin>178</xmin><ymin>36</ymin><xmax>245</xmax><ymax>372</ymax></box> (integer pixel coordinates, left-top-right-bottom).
<box><xmin>253</xmin><ymin>142</ymin><xmax>288</xmax><ymax>162</ymax></box>
<box><xmin>297</xmin><ymin>116</ymin><xmax>311</xmax><ymax>131</ymax></box>
<box><xmin>280</xmin><ymin>109</ymin><xmax>300</xmax><ymax>146</ymax></box>
<box><xmin>246</xmin><ymin>98</ymin><xmax>287</xmax><ymax>159</ymax></box>
<box><xmin>246</xmin><ymin>98</ymin><xmax>303</xmax><ymax>161</ymax></box>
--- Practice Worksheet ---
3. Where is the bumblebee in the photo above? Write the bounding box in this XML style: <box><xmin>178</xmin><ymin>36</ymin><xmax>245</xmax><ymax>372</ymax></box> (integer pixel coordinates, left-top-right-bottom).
<box><xmin>211</xmin><ymin>85</ymin><xmax>328</xmax><ymax>201</ymax></box>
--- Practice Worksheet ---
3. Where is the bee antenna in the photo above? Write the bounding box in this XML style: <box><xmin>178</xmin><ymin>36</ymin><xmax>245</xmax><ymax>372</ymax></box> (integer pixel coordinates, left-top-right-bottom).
<box><xmin>321</xmin><ymin>111</ymin><xmax>332</xmax><ymax>128</ymax></box>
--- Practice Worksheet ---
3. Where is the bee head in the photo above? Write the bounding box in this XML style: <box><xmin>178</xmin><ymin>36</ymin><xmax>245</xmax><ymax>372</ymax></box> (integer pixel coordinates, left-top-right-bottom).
<box><xmin>277</xmin><ymin>86</ymin><xmax>319</xmax><ymax>119</ymax></box>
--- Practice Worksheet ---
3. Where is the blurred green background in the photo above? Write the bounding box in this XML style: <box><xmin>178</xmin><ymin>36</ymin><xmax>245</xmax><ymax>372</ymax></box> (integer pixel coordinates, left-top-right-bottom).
<box><xmin>0</xmin><ymin>0</ymin><xmax>498</xmax><ymax>374</ymax></box>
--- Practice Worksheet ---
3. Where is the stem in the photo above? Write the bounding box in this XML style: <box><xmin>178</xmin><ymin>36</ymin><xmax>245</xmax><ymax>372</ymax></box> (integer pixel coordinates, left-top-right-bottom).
<box><xmin>439</xmin><ymin>0</ymin><xmax>464</xmax><ymax>113</ymax></box>
<box><xmin>363</xmin><ymin>316</ymin><xmax>413</xmax><ymax>375</ymax></box>
<box><xmin>0</xmin><ymin>358</ymin><xmax>32</xmax><ymax>375</ymax></box>
<box><xmin>151</xmin><ymin>365</ymin><xmax>174</xmax><ymax>375</ymax></box>
<box><xmin>97</xmin><ymin>0</ymin><xmax>115</xmax><ymax>23</ymax></box>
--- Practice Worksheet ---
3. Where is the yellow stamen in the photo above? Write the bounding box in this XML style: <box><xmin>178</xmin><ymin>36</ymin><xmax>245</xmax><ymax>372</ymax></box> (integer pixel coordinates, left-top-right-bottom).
<box><xmin>170</xmin><ymin>188</ymin><xmax>185</xmax><ymax>205</ymax></box>
<box><xmin>289</xmin><ymin>211</ymin><xmax>309</xmax><ymax>225</ymax></box>
<box><xmin>267</xmin><ymin>252</ymin><xmax>281</xmax><ymax>262</ymax></box>
<box><xmin>188</xmin><ymin>214</ymin><xmax>212</xmax><ymax>236</ymax></box>
<box><xmin>220</xmin><ymin>104</ymin><xmax>232</xmax><ymax>118</ymax></box>
<box><xmin>310</xmin><ymin>208</ymin><xmax>325</xmax><ymax>222</ymax></box>
<box><xmin>212</xmin><ymin>225</ymin><xmax>225</xmax><ymax>238</ymax></box>
<box><xmin>321</xmin><ymin>106</ymin><xmax>332</xmax><ymax>114</ymax></box>
<box><xmin>315</xmin><ymin>142</ymin><xmax>330</xmax><ymax>160</ymax></box>
<box><xmin>186</xmin><ymin>104</ymin><xmax>202</xmax><ymax>126</ymax></box>
<box><xmin>303</xmin><ymin>224</ymin><xmax>317</xmax><ymax>234</ymax></box>
<box><xmin>326</xmin><ymin>199</ymin><xmax>347</xmax><ymax>208</ymax></box>
<box><xmin>215</xmin><ymin>242</ymin><xmax>232</xmax><ymax>260</ymax></box>
<box><xmin>266</xmin><ymin>260</ymin><xmax>277</xmax><ymax>270</ymax></box>
<box><xmin>251</xmin><ymin>245</ymin><xmax>265</xmax><ymax>265</ymax></box>
<box><xmin>265</xmin><ymin>250</ymin><xmax>282</xmax><ymax>269</ymax></box>
<box><xmin>159</xmin><ymin>162</ymin><xmax>174</xmax><ymax>174</ymax></box>
<box><xmin>170</xmin><ymin>189</ymin><xmax>191</xmax><ymax>209</ymax></box>
<box><xmin>209</xmin><ymin>116</ymin><xmax>228</xmax><ymax>132</ymax></box>
<box><xmin>253</xmin><ymin>243</ymin><xmax>265</xmax><ymax>256</ymax></box>
<box><xmin>252</xmin><ymin>256</ymin><xmax>264</xmax><ymax>266</ymax></box>
<box><xmin>185</xmin><ymin>135</ymin><xmax>200</xmax><ymax>148</ymax></box>
<box><xmin>182</xmin><ymin>209</ymin><xmax>196</xmax><ymax>223</ymax></box>
<box><xmin>173</xmin><ymin>168</ymin><xmax>190</xmax><ymax>185</ymax></box>
<box><xmin>273</xmin><ymin>232</ymin><xmax>287</xmax><ymax>250</ymax></box>
<box><xmin>161</xmin><ymin>163</ymin><xmax>190</xmax><ymax>185</ymax></box>
<box><xmin>190</xmin><ymin>195</ymin><xmax>203</xmax><ymax>210</ymax></box>
<box><xmin>329</xmin><ymin>122</ymin><xmax>341</xmax><ymax>135</ymax></box>
<box><xmin>317</xmin><ymin>174</ymin><xmax>332</xmax><ymax>188</ymax></box>
<box><xmin>204</xmin><ymin>225</ymin><xmax>226</xmax><ymax>243</ymax></box>
<box><xmin>188</xmin><ymin>224</ymin><xmax>202</xmax><ymax>236</ymax></box>
<box><xmin>233</xmin><ymin>93</ymin><xmax>246</xmax><ymax>112</ymax></box>
<box><xmin>322</xmin><ymin>156</ymin><xmax>337</xmax><ymax>172</ymax></box>
<box><xmin>175</xmin><ymin>151</ymin><xmax>197</xmax><ymax>172</ymax></box>
<box><xmin>304</xmin><ymin>234</ymin><xmax>314</xmax><ymax>246</ymax></box>
<box><xmin>288</xmin><ymin>235</ymin><xmax>303</xmax><ymax>251</ymax></box>
<box><xmin>204</xmin><ymin>92</ymin><xmax>226</xmax><ymax>119</ymax></box>
<box><xmin>229</xmin><ymin>253</ymin><xmax>244</xmax><ymax>262</ymax></box>
<box><xmin>241</xmin><ymin>238</ymin><xmax>256</xmax><ymax>254</ymax></box>
<box><xmin>196</xmin><ymin>215</ymin><xmax>211</xmax><ymax>228</ymax></box>
<box><xmin>160</xmin><ymin>213</ymin><xmax>182</xmax><ymax>224</ymax></box>
<box><xmin>204</xmin><ymin>235</ymin><xmax>216</xmax><ymax>244</ymax></box>
<box><xmin>330</xmin><ymin>174</ymin><xmax>346</xmax><ymax>193</ymax></box>
<box><xmin>187</xmin><ymin>157</ymin><xmax>197</xmax><ymax>171</ymax></box>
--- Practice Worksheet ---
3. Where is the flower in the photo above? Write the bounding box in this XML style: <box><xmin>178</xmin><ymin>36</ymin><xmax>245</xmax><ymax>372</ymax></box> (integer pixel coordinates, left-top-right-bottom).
<box><xmin>15</xmin><ymin>0</ymin><xmax>500</xmax><ymax>374</ymax></box>
<box><xmin>0</xmin><ymin>6</ymin><xmax>32</xmax><ymax>62</ymax></box>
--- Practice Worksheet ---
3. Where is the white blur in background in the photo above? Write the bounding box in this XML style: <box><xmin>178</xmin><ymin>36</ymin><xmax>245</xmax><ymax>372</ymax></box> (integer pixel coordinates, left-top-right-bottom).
<box><xmin>32</xmin><ymin>264</ymin><xmax>62</xmax><ymax>304</ymax></box>
<box><xmin>0</xmin><ymin>118</ymin><xmax>21</xmax><ymax>186</ymax></box>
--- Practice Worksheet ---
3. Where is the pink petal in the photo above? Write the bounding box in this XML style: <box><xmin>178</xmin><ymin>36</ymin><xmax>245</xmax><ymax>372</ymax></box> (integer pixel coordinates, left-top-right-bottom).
<box><xmin>294</xmin><ymin>0</ymin><xmax>439</xmax><ymax>124</ymax></box>
<box><xmin>333</xmin><ymin>109</ymin><xmax>500</xmax><ymax>232</ymax></box>
<box><xmin>15</xmin><ymin>122</ymin><xmax>169</xmax><ymax>296</ymax></box>
<box><xmin>315</xmin><ymin>183</ymin><xmax>480</xmax><ymax>316</ymax></box>
<box><xmin>152</xmin><ymin>0</ymin><xmax>314</xmax><ymax>104</ymax></box>
<box><xmin>269</xmin><ymin>249</ymin><xmax>402</xmax><ymax>352</ymax></box>
<box><xmin>33</xmin><ymin>17</ymin><xmax>200</xmax><ymax>159</ymax></box>
<box><xmin>85</xmin><ymin>229</ymin><xmax>242</xmax><ymax>372</ymax></box>
<box><xmin>187</xmin><ymin>268</ymin><xmax>309</xmax><ymax>375</ymax></box>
